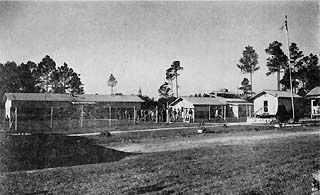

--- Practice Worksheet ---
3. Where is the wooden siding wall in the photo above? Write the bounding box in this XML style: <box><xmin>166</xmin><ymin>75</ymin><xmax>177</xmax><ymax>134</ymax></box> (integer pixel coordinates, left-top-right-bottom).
<box><xmin>254</xmin><ymin>94</ymin><xmax>278</xmax><ymax>116</ymax></box>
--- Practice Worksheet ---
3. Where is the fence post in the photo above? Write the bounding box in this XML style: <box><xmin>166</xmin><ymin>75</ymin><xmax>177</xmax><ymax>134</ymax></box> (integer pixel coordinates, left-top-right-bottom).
<box><xmin>15</xmin><ymin>106</ymin><xmax>17</xmax><ymax>131</ymax></box>
<box><xmin>208</xmin><ymin>105</ymin><xmax>211</xmax><ymax>121</ymax></box>
<box><xmin>166</xmin><ymin>102</ymin><xmax>169</xmax><ymax>123</ymax></box>
<box><xmin>133</xmin><ymin>106</ymin><xmax>136</xmax><ymax>125</ymax></box>
<box><xmin>223</xmin><ymin>105</ymin><xmax>226</xmax><ymax>121</ymax></box>
<box><xmin>109</xmin><ymin>106</ymin><xmax>112</xmax><ymax>126</ymax></box>
<box><xmin>80</xmin><ymin>104</ymin><xmax>84</xmax><ymax>128</ymax></box>
<box><xmin>50</xmin><ymin>106</ymin><xmax>53</xmax><ymax>129</ymax></box>
<box><xmin>156</xmin><ymin>106</ymin><xmax>158</xmax><ymax>123</ymax></box>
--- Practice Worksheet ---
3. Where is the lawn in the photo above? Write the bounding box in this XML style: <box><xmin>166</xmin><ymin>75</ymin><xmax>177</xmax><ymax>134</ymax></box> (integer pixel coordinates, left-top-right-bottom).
<box><xmin>0</xmin><ymin>134</ymin><xmax>134</xmax><ymax>172</ymax></box>
<box><xmin>0</xmin><ymin>127</ymin><xmax>319</xmax><ymax>194</ymax></box>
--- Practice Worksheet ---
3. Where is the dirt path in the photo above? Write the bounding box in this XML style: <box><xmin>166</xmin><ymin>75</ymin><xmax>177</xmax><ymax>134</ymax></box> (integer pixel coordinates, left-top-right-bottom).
<box><xmin>110</xmin><ymin>130</ymin><xmax>320</xmax><ymax>153</ymax></box>
<box><xmin>67</xmin><ymin>123</ymin><xmax>230</xmax><ymax>136</ymax></box>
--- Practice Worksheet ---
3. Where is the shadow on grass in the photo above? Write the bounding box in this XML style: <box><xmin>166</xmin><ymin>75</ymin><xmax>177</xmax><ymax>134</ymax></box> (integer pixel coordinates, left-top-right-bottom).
<box><xmin>0</xmin><ymin>133</ymin><xmax>135</xmax><ymax>172</ymax></box>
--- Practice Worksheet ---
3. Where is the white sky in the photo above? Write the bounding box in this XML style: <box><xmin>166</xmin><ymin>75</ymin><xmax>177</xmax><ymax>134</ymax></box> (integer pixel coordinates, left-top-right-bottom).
<box><xmin>0</xmin><ymin>1</ymin><xmax>318</xmax><ymax>98</ymax></box>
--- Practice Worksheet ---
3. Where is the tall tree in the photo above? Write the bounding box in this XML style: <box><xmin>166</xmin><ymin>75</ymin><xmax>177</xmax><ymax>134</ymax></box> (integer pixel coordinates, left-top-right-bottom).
<box><xmin>299</xmin><ymin>53</ymin><xmax>320</xmax><ymax>91</ymax></box>
<box><xmin>158</xmin><ymin>82</ymin><xmax>171</xmax><ymax>98</ymax></box>
<box><xmin>167</xmin><ymin>61</ymin><xmax>183</xmax><ymax>98</ymax></box>
<box><xmin>237</xmin><ymin>45</ymin><xmax>259</xmax><ymax>94</ymax></box>
<box><xmin>0</xmin><ymin>56</ymin><xmax>85</xmax><ymax>98</ymax></box>
<box><xmin>52</xmin><ymin>63</ymin><xmax>84</xmax><ymax>95</ymax></box>
<box><xmin>138</xmin><ymin>87</ymin><xmax>142</xmax><ymax>96</ymax></box>
<box><xmin>265</xmin><ymin>41</ymin><xmax>288</xmax><ymax>90</ymax></box>
<box><xmin>0</xmin><ymin>61</ymin><xmax>20</xmax><ymax>98</ymax></box>
<box><xmin>17</xmin><ymin>61</ymin><xmax>38</xmax><ymax>93</ymax></box>
<box><xmin>107</xmin><ymin>74</ymin><xmax>117</xmax><ymax>95</ymax></box>
<box><xmin>280</xmin><ymin>43</ymin><xmax>304</xmax><ymax>92</ymax></box>
<box><xmin>158</xmin><ymin>81</ymin><xmax>176</xmax><ymax>120</ymax></box>
<box><xmin>238</xmin><ymin>78</ymin><xmax>252</xmax><ymax>100</ymax></box>
<box><xmin>34</xmin><ymin>55</ymin><xmax>57</xmax><ymax>93</ymax></box>
<box><xmin>165</xmin><ymin>69</ymin><xmax>175</xmax><ymax>95</ymax></box>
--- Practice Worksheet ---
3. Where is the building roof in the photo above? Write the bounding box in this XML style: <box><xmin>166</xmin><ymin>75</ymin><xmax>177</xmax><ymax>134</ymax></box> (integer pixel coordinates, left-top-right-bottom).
<box><xmin>306</xmin><ymin>86</ymin><xmax>320</xmax><ymax>98</ymax></box>
<box><xmin>170</xmin><ymin>96</ymin><xmax>227</xmax><ymax>106</ymax></box>
<box><xmin>250</xmin><ymin>90</ymin><xmax>301</xmax><ymax>100</ymax></box>
<box><xmin>4</xmin><ymin>93</ymin><xmax>144</xmax><ymax>103</ymax></box>
<box><xmin>79</xmin><ymin>94</ymin><xmax>144</xmax><ymax>102</ymax></box>
<box><xmin>216</xmin><ymin>97</ymin><xmax>252</xmax><ymax>104</ymax></box>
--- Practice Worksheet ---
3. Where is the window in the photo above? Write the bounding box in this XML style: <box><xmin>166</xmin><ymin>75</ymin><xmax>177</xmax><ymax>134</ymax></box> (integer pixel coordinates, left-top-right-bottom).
<box><xmin>263</xmin><ymin>101</ymin><xmax>268</xmax><ymax>113</ymax></box>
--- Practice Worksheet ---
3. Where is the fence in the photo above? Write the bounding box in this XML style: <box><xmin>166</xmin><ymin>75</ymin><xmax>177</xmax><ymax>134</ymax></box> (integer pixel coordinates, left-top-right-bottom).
<box><xmin>4</xmin><ymin>104</ymin><xmax>250</xmax><ymax>133</ymax></box>
<box><xmin>5</xmin><ymin>104</ymin><xmax>140</xmax><ymax>132</ymax></box>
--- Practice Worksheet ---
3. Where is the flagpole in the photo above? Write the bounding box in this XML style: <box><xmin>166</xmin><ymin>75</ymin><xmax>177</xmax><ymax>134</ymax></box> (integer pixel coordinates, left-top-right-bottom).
<box><xmin>284</xmin><ymin>15</ymin><xmax>295</xmax><ymax>121</ymax></box>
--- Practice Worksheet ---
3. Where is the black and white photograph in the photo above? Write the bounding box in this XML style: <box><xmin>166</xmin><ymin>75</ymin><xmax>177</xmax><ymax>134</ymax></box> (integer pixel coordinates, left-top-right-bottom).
<box><xmin>0</xmin><ymin>1</ymin><xmax>319</xmax><ymax>194</ymax></box>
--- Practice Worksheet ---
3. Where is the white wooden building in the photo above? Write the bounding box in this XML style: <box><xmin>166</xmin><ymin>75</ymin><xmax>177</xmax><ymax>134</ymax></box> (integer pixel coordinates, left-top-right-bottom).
<box><xmin>305</xmin><ymin>86</ymin><xmax>320</xmax><ymax>118</ymax></box>
<box><xmin>250</xmin><ymin>90</ymin><xmax>302</xmax><ymax>116</ymax></box>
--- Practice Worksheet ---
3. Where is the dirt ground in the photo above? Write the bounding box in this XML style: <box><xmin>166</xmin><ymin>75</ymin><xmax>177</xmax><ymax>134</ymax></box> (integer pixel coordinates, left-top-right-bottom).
<box><xmin>110</xmin><ymin>129</ymin><xmax>320</xmax><ymax>153</ymax></box>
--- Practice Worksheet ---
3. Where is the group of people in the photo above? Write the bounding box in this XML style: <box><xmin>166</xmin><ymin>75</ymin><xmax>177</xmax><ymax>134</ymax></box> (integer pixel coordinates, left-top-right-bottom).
<box><xmin>183</xmin><ymin>108</ymin><xmax>194</xmax><ymax>123</ymax></box>
<box><xmin>169</xmin><ymin>108</ymin><xmax>179</xmax><ymax>122</ymax></box>
<box><xmin>137</xmin><ymin>107</ymin><xmax>197</xmax><ymax>123</ymax></box>
<box><xmin>168</xmin><ymin>107</ymin><xmax>194</xmax><ymax>123</ymax></box>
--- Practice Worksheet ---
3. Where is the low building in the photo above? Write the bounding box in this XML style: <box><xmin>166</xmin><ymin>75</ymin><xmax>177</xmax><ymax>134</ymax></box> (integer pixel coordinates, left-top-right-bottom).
<box><xmin>305</xmin><ymin>86</ymin><xmax>320</xmax><ymax>118</ymax></box>
<box><xmin>250</xmin><ymin>90</ymin><xmax>302</xmax><ymax>117</ymax></box>
<box><xmin>216</xmin><ymin>97</ymin><xmax>253</xmax><ymax>118</ymax></box>
<box><xmin>2</xmin><ymin>93</ymin><xmax>144</xmax><ymax>130</ymax></box>
<box><xmin>169</xmin><ymin>96</ymin><xmax>227</xmax><ymax>122</ymax></box>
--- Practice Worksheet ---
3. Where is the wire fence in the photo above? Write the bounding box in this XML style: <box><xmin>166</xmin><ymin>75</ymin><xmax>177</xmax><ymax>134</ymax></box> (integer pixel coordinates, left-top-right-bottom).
<box><xmin>3</xmin><ymin>104</ymin><xmax>250</xmax><ymax>133</ymax></box>
<box><xmin>4</xmin><ymin>105</ymin><xmax>139</xmax><ymax>132</ymax></box>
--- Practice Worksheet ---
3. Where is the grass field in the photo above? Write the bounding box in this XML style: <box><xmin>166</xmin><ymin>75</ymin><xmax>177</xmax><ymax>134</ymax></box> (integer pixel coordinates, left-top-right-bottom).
<box><xmin>0</xmin><ymin>126</ymin><xmax>319</xmax><ymax>194</ymax></box>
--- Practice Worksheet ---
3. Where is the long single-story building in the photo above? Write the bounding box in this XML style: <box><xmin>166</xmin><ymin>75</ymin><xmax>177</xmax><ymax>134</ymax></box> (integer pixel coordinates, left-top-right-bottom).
<box><xmin>2</xmin><ymin>93</ymin><xmax>144</xmax><ymax>130</ymax></box>
<box><xmin>305</xmin><ymin>86</ymin><xmax>320</xmax><ymax>118</ymax></box>
<box><xmin>169</xmin><ymin>96</ymin><xmax>253</xmax><ymax>122</ymax></box>
<box><xmin>250</xmin><ymin>90</ymin><xmax>303</xmax><ymax>117</ymax></box>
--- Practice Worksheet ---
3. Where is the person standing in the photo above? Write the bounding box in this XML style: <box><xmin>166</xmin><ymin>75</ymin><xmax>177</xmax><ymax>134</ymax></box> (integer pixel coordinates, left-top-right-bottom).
<box><xmin>188</xmin><ymin>109</ymin><xmax>193</xmax><ymax>123</ymax></box>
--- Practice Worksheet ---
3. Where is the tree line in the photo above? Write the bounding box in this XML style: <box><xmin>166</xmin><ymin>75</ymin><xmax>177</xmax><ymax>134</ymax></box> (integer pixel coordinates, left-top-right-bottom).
<box><xmin>238</xmin><ymin>41</ymin><xmax>319</xmax><ymax>98</ymax></box>
<box><xmin>157</xmin><ymin>41</ymin><xmax>319</xmax><ymax>104</ymax></box>
<box><xmin>0</xmin><ymin>55</ymin><xmax>84</xmax><ymax>99</ymax></box>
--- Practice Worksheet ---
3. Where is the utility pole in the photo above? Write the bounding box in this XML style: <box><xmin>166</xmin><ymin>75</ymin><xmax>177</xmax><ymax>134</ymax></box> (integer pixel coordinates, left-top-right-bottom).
<box><xmin>284</xmin><ymin>15</ymin><xmax>295</xmax><ymax>121</ymax></box>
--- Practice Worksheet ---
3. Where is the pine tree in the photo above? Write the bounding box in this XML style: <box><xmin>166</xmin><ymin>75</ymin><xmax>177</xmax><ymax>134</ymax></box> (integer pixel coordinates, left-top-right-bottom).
<box><xmin>107</xmin><ymin>74</ymin><xmax>117</xmax><ymax>95</ymax></box>
<box><xmin>237</xmin><ymin>46</ymin><xmax>259</xmax><ymax>94</ymax></box>
<box><xmin>265</xmin><ymin>41</ymin><xmax>288</xmax><ymax>90</ymax></box>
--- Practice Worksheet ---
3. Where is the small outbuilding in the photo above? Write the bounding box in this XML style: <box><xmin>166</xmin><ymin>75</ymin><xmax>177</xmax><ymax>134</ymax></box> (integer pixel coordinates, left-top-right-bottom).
<box><xmin>250</xmin><ymin>90</ymin><xmax>302</xmax><ymax>117</ymax></box>
<box><xmin>305</xmin><ymin>86</ymin><xmax>320</xmax><ymax>118</ymax></box>
<box><xmin>169</xmin><ymin>96</ymin><xmax>227</xmax><ymax>122</ymax></box>
<box><xmin>216</xmin><ymin>97</ymin><xmax>253</xmax><ymax>118</ymax></box>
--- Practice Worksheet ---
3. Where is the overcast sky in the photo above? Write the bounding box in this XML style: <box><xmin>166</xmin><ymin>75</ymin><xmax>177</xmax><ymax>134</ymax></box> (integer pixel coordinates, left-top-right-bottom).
<box><xmin>0</xmin><ymin>1</ymin><xmax>318</xmax><ymax>98</ymax></box>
